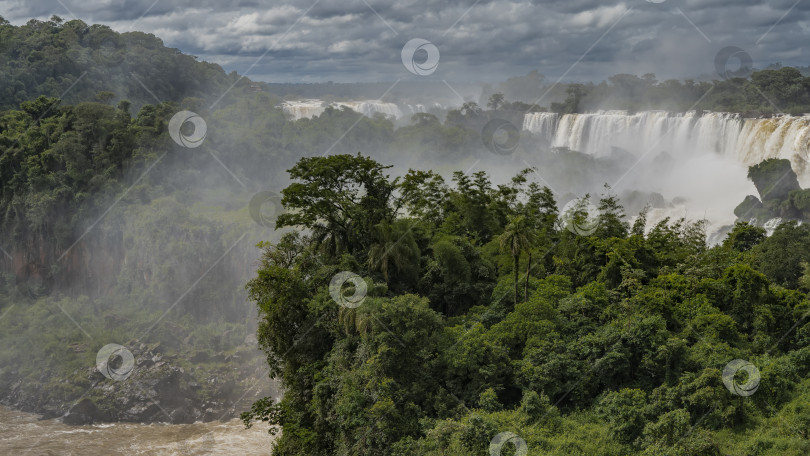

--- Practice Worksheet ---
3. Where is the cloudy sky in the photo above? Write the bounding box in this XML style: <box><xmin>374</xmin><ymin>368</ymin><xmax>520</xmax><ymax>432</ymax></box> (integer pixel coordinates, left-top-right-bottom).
<box><xmin>1</xmin><ymin>0</ymin><xmax>808</xmax><ymax>83</ymax></box>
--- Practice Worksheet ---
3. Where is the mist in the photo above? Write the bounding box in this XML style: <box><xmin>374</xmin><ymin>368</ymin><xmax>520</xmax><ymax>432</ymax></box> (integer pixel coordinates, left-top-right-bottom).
<box><xmin>3</xmin><ymin>3</ymin><xmax>810</xmax><ymax>455</ymax></box>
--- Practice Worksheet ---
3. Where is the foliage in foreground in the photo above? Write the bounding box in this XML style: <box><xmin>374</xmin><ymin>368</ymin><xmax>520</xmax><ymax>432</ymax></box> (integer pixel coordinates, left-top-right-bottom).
<box><xmin>243</xmin><ymin>154</ymin><xmax>810</xmax><ymax>455</ymax></box>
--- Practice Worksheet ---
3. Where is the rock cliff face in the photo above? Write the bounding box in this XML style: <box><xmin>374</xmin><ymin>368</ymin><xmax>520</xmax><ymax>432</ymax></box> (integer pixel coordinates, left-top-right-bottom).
<box><xmin>4</xmin><ymin>228</ymin><xmax>259</xmax><ymax>302</ymax></box>
<box><xmin>2</xmin><ymin>340</ymin><xmax>276</xmax><ymax>425</ymax></box>
<box><xmin>2</xmin><ymin>229</ymin><xmax>126</xmax><ymax>299</ymax></box>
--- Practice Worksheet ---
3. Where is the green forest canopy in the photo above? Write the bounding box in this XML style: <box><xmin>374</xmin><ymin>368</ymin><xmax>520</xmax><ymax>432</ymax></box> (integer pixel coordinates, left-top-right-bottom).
<box><xmin>0</xmin><ymin>15</ymin><xmax>237</xmax><ymax>111</ymax></box>
<box><xmin>3</xmin><ymin>16</ymin><xmax>810</xmax><ymax>455</ymax></box>
<box><xmin>242</xmin><ymin>154</ymin><xmax>810</xmax><ymax>456</ymax></box>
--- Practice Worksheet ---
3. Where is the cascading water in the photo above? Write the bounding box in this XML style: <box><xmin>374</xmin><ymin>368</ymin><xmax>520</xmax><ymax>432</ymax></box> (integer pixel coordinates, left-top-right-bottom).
<box><xmin>406</xmin><ymin>103</ymin><xmax>428</xmax><ymax>115</ymax></box>
<box><xmin>733</xmin><ymin>116</ymin><xmax>810</xmax><ymax>179</ymax></box>
<box><xmin>337</xmin><ymin>101</ymin><xmax>403</xmax><ymax>119</ymax></box>
<box><xmin>282</xmin><ymin>99</ymin><xmax>429</xmax><ymax>120</ymax></box>
<box><xmin>282</xmin><ymin>99</ymin><xmax>326</xmax><ymax>119</ymax></box>
<box><xmin>522</xmin><ymin>112</ymin><xmax>558</xmax><ymax>143</ymax></box>
<box><xmin>521</xmin><ymin>110</ymin><xmax>810</xmax><ymax>242</ymax></box>
<box><xmin>523</xmin><ymin>111</ymin><xmax>810</xmax><ymax>185</ymax></box>
<box><xmin>761</xmin><ymin>217</ymin><xmax>785</xmax><ymax>236</ymax></box>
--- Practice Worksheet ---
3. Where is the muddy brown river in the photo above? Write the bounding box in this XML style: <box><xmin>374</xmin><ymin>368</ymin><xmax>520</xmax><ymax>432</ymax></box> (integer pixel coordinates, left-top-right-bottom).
<box><xmin>0</xmin><ymin>406</ymin><xmax>276</xmax><ymax>455</ymax></box>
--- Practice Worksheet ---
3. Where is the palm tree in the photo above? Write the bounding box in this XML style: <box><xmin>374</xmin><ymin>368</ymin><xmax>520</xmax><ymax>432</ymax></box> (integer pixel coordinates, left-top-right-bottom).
<box><xmin>367</xmin><ymin>220</ymin><xmax>419</xmax><ymax>287</ymax></box>
<box><xmin>338</xmin><ymin>306</ymin><xmax>373</xmax><ymax>337</ymax></box>
<box><xmin>498</xmin><ymin>215</ymin><xmax>534</xmax><ymax>306</ymax></box>
<box><xmin>525</xmin><ymin>244</ymin><xmax>533</xmax><ymax>303</ymax></box>
<box><xmin>523</xmin><ymin>226</ymin><xmax>538</xmax><ymax>303</ymax></box>
<box><xmin>311</xmin><ymin>220</ymin><xmax>350</xmax><ymax>258</ymax></box>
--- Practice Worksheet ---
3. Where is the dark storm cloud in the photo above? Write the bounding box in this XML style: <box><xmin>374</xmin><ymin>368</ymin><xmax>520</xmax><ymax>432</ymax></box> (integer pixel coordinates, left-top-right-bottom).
<box><xmin>1</xmin><ymin>0</ymin><xmax>807</xmax><ymax>82</ymax></box>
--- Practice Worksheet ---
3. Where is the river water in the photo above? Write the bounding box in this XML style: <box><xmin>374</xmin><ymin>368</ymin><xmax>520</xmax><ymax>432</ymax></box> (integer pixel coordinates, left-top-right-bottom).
<box><xmin>0</xmin><ymin>406</ymin><xmax>276</xmax><ymax>455</ymax></box>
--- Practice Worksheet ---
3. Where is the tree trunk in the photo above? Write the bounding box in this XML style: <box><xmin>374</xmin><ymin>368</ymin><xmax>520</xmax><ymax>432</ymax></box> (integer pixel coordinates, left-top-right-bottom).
<box><xmin>513</xmin><ymin>253</ymin><xmax>519</xmax><ymax>307</ymax></box>
<box><xmin>525</xmin><ymin>250</ymin><xmax>532</xmax><ymax>302</ymax></box>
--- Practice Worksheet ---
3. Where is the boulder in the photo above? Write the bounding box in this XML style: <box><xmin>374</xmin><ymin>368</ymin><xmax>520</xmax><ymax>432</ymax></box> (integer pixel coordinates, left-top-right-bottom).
<box><xmin>62</xmin><ymin>398</ymin><xmax>109</xmax><ymax>425</ymax></box>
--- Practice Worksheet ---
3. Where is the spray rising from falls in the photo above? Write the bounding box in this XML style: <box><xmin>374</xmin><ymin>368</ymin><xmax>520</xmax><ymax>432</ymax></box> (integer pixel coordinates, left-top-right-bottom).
<box><xmin>523</xmin><ymin>111</ymin><xmax>810</xmax><ymax>239</ymax></box>
<box><xmin>523</xmin><ymin>111</ymin><xmax>810</xmax><ymax>185</ymax></box>
<box><xmin>282</xmin><ymin>99</ymin><xmax>430</xmax><ymax>120</ymax></box>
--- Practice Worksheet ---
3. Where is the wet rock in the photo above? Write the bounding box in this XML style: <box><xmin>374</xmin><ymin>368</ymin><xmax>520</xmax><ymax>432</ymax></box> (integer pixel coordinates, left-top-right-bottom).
<box><xmin>149</xmin><ymin>342</ymin><xmax>165</xmax><ymax>354</ymax></box>
<box><xmin>191</xmin><ymin>351</ymin><xmax>211</xmax><ymax>363</ymax></box>
<box><xmin>3</xmin><ymin>344</ymin><xmax>274</xmax><ymax>426</ymax></box>
<box><xmin>39</xmin><ymin>406</ymin><xmax>62</xmax><ymax>420</ymax></box>
<box><xmin>69</xmin><ymin>342</ymin><xmax>88</xmax><ymax>353</ymax></box>
<box><xmin>62</xmin><ymin>398</ymin><xmax>109</xmax><ymax>425</ymax></box>
<box><xmin>127</xmin><ymin>402</ymin><xmax>167</xmax><ymax>422</ymax></box>
<box><xmin>169</xmin><ymin>408</ymin><xmax>194</xmax><ymax>424</ymax></box>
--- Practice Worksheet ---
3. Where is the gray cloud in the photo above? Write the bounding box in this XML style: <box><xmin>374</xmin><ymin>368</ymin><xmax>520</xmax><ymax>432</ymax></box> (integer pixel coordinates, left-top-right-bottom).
<box><xmin>1</xmin><ymin>0</ymin><xmax>807</xmax><ymax>83</ymax></box>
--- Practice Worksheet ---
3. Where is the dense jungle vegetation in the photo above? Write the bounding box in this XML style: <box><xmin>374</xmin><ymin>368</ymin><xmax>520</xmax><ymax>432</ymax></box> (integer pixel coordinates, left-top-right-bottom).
<box><xmin>242</xmin><ymin>154</ymin><xmax>810</xmax><ymax>455</ymax></box>
<box><xmin>2</xmin><ymin>15</ymin><xmax>810</xmax><ymax>455</ymax></box>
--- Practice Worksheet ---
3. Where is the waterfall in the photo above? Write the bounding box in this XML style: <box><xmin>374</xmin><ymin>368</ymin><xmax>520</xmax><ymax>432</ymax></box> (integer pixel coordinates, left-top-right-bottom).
<box><xmin>282</xmin><ymin>99</ymin><xmax>411</xmax><ymax>120</ymax></box>
<box><xmin>762</xmin><ymin>217</ymin><xmax>784</xmax><ymax>236</ymax></box>
<box><xmin>406</xmin><ymin>104</ymin><xmax>427</xmax><ymax>115</ymax></box>
<box><xmin>523</xmin><ymin>111</ymin><xmax>810</xmax><ymax>185</ymax></box>
<box><xmin>522</xmin><ymin>112</ymin><xmax>558</xmax><ymax>143</ymax></box>
<box><xmin>336</xmin><ymin>100</ymin><xmax>403</xmax><ymax>119</ymax></box>
<box><xmin>733</xmin><ymin>116</ymin><xmax>810</xmax><ymax>179</ymax></box>
<box><xmin>281</xmin><ymin>99</ymin><xmax>326</xmax><ymax>119</ymax></box>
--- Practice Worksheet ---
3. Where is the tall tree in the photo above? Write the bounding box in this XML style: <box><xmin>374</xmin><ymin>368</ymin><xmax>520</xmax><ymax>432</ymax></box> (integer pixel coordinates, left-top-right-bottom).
<box><xmin>276</xmin><ymin>154</ymin><xmax>397</xmax><ymax>259</ymax></box>
<box><xmin>498</xmin><ymin>215</ymin><xmax>534</xmax><ymax>306</ymax></box>
<box><xmin>487</xmin><ymin>93</ymin><xmax>506</xmax><ymax>110</ymax></box>
<box><xmin>597</xmin><ymin>185</ymin><xmax>629</xmax><ymax>239</ymax></box>
<box><xmin>367</xmin><ymin>219</ymin><xmax>420</xmax><ymax>290</ymax></box>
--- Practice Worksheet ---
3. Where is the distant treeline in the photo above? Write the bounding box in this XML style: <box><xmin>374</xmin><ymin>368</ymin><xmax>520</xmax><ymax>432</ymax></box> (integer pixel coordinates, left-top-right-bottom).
<box><xmin>4</xmin><ymin>16</ymin><xmax>810</xmax><ymax>118</ymax></box>
<box><xmin>542</xmin><ymin>68</ymin><xmax>810</xmax><ymax>116</ymax></box>
<box><xmin>0</xmin><ymin>15</ymin><xmax>243</xmax><ymax>112</ymax></box>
